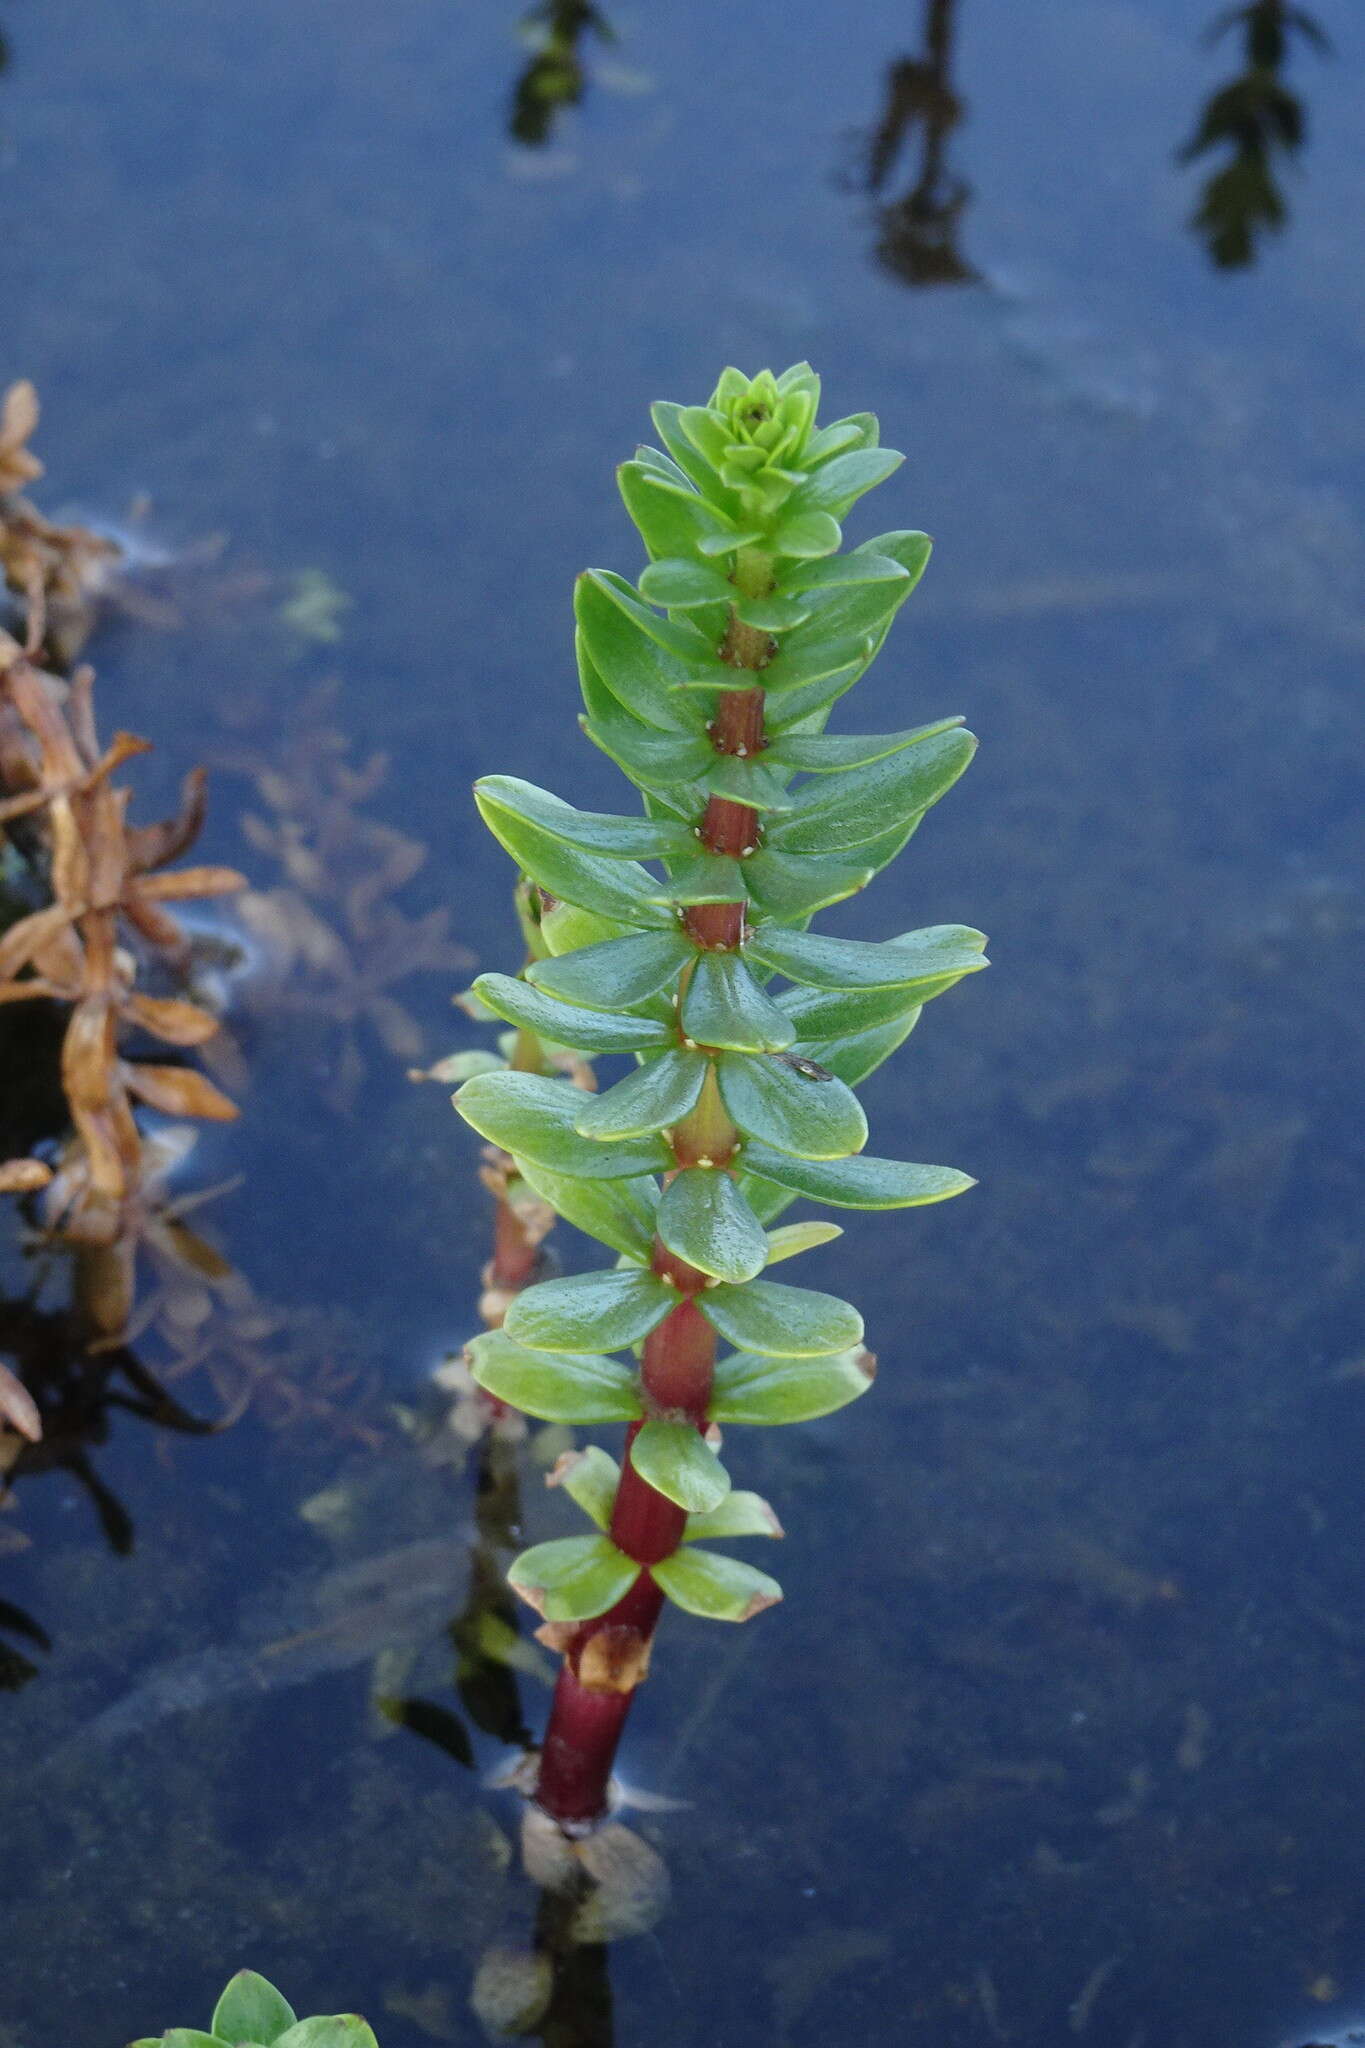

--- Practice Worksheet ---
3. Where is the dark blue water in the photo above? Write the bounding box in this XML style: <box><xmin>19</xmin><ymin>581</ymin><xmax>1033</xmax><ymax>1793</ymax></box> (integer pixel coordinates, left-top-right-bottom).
<box><xmin>3</xmin><ymin>2</ymin><xmax>1364</xmax><ymax>2043</ymax></box>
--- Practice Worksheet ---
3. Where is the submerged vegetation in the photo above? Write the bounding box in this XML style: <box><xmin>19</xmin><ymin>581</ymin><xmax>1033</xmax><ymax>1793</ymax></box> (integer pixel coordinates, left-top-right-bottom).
<box><xmin>454</xmin><ymin>363</ymin><xmax>984</xmax><ymax>1832</ymax></box>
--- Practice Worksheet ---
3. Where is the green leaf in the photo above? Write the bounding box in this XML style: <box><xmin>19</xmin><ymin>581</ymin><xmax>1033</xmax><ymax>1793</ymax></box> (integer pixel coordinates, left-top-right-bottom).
<box><xmin>473</xmin><ymin>786</ymin><xmax>672</xmax><ymax>930</ymax></box>
<box><xmin>680</xmin><ymin>951</ymin><xmax>796</xmax><ymax>1053</ymax></box>
<box><xmin>576</xmin><ymin>570</ymin><xmax>712</xmax><ymax>731</ymax></box>
<box><xmin>698</xmin><ymin>755</ymin><xmax>795</xmax><ymax>812</ymax></box>
<box><xmin>527</xmin><ymin>929</ymin><xmax>692</xmax><ymax>1011</ymax></box>
<box><xmin>631</xmin><ymin>1419</ymin><xmax>731</xmax><ymax>1513</ymax></box>
<box><xmin>143</xmin><ymin>2036</ymin><xmax>220</xmax><ymax>2048</ymax></box>
<box><xmin>803</xmin><ymin>417</ymin><xmax>870</xmax><ymax>463</ymax></box>
<box><xmin>472</xmin><ymin>973</ymin><xmax>673</xmax><ymax>1055</ymax></box>
<box><xmin>477</xmin><ymin>776</ymin><xmax>694</xmax><ymax>862</ymax></box>
<box><xmin>797</xmin><ymin>1011</ymin><xmax>924</xmax><ymax>1090</ymax></box>
<box><xmin>618</xmin><ymin>462</ymin><xmax>737</xmax><ymax>562</ymax></box>
<box><xmin>780</xmin><ymin>550</ymin><xmax>911</xmax><ymax>594</ymax></box>
<box><xmin>765</xmin><ymin>716</ymin><xmax>963</xmax><ymax>773</ymax></box>
<box><xmin>696</xmin><ymin>527</ymin><xmax>763</xmax><ymax>557</ymax></box>
<box><xmin>790</xmin><ymin>446</ymin><xmax>904</xmax><ymax>515</ymax></box>
<box><xmin>656</xmin><ymin>1167</ymin><xmax>769</xmax><ymax>1284</ymax></box>
<box><xmin>745</xmin><ymin>923</ymin><xmax>988</xmax><ymax>993</ymax></box>
<box><xmin>684</xmin><ymin>1491</ymin><xmax>783</xmax><ymax>1539</ymax></box>
<box><xmin>771</xmin><ymin>508</ymin><xmax>842</xmax><ymax>559</ymax></box>
<box><xmin>578</xmin><ymin>671</ymin><xmax>714</xmax><ymax>791</ymax></box>
<box><xmin>744</xmin><ymin>847</ymin><xmax>875</xmax><ymax>922</ymax></box>
<box><xmin>504</xmin><ymin>1268</ymin><xmax>676</xmax><ymax>1352</ymax></box>
<box><xmin>717</xmin><ymin>1052</ymin><xmax>868</xmax><ymax>1160</ymax></box>
<box><xmin>539</xmin><ymin>899</ymin><xmax>631</xmax><ymax>957</ymax></box>
<box><xmin>709</xmin><ymin>1346</ymin><xmax>875</xmax><ymax>1424</ymax></box>
<box><xmin>739</xmin><ymin>1146</ymin><xmax>976</xmax><ymax>1210</ymax></box>
<box><xmin>763</xmin><ymin>1219</ymin><xmax>843</xmax><ymax>1264</ymax></box>
<box><xmin>731</xmin><ymin>591</ymin><xmax>813</xmax><ymax>632</ymax></box>
<box><xmin>757</xmin><ymin>632</ymin><xmax>870</xmax><ymax>698</ymax></box>
<box><xmin>454</xmin><ymin>1072</ymin><xmax>672</xmax><ymax>1178</ymax></box>
<box><xmin>638</xmin><ymin>558</ymin><xmax>735</xmax><ymax>610</ymax></box>
<box><xmin>649</xmin><ymin>402</ymin><xmax>734</xmax><ymax>499</ymax></box>
<box><xmin>779</xmin><ymin>981</ymin><xmax>926</xmax><ymax>1039</ymax></box>
<box><xmin>510</xmin><ymin>1534</ymin><xmax>640</xmax><ymax>1623</ymax></box>
<box><xmin>274</xmin><ymin>2020</ymin><xmax>378</xmax><ymax>2048</ymax></box>
<box><xmin>212</xmin><ymin>1975</ymin><xmax>298</xmax><ymax>2047</ymax></box>
<box><xmin>580</xmin><ymin>567</ymin><xmax>714</xmax><ymax>666</ymax></box>
<box><xmin>574</xmin><ymin>1049</ymin><xmax>707</xmax><ymax>1141</ymax></box>
<box><xmin>651</xmin><ymin>850</ymin><xmax>746</xmax><ymax>906</ymax></box>
<box><xmin>554</xmin><ymin>1445</ymin><xmax>621</xmax><ymax>1530</ymax></box>
<box><xmin>515</xmin><ymin>1158</ymin><xmax>658</xmax><ymax>1262</ymax></box>
<box><xmin>764</xmin><ymin>729</ymin><xmax>977</xmax><ymax>854</ymax></box>
<box><xmin>650</xmin><ymin>1547</ymin><xmax>782</xmax><ymax>1621</ymax></box>
<box><xmin>699</xmin><ymin>1278</ymin><xmax>863</xmax><ymax>1355</ymax></box>
<box><xmin>468</xmin><ymin>1330</ymin><xmax>643</xmax><ymax>1422</ymax></box>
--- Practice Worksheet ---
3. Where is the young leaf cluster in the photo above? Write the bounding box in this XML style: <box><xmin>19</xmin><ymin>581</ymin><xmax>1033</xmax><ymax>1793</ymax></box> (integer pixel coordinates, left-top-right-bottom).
<box><xmin>455</xmin><ymin>364</ymin><xmax>984</xmax><ymax>1633</ymax></box>
<box><xmin>127</xmin><ymin>1970</ymin><xmax>379</xmax><ymax>2048</ymax></box>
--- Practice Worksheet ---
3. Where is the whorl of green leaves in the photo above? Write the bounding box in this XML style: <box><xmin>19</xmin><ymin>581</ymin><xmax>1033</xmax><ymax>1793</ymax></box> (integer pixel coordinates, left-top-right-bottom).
<box><xmin>455</xmin><ymin>363</ymin><xmax>985</xmax><ymax>1630</ymax></box>
<box><xmin>126</xmin><ymin>1970</ymin><xmax>380</xmax><ymax>2048</ymax></box>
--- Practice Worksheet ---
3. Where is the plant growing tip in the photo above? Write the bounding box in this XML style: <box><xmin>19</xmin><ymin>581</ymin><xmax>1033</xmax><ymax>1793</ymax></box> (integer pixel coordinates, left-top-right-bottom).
<box><xmin>453</xmin><ymin>363</ymin><xmax>985</xmax><ymax>1831</ymax></box>
<box><xmin>126</xmin><ymin>1969</ymin><xmax>380</xmax><ymax>2048</ymax></box>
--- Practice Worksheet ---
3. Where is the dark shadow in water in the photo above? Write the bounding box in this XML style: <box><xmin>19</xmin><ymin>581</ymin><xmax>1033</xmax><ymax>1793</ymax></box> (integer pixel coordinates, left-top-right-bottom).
<box><xmin>1179</xmin><ymin>0</ymin><xmax>1331</xmax><ymax>268</ymax></box>
<box><xmin>508</xmin><ymin>1</ymin><xmax>615</xmax><ymax>148</ymax></box>
<box><xmin>845</xmin><ymin>0</ymin><xmax>977</xmax><ymax>288</ymax></box>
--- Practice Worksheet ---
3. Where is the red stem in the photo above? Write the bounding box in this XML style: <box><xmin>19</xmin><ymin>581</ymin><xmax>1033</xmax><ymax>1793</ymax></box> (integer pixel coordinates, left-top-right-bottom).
<box><xmin>533</xmin><ymin>663</ymin><xmax>772</xmax><ymax>1830</ymax></box>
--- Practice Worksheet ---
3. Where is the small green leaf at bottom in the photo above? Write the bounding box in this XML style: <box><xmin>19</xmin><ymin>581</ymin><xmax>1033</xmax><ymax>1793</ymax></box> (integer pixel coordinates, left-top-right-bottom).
<box><xmin>274</xmin><ymin>2023</ymin><xmax>380</xmax><ymax>2048</ymax></box>
<box><xmin>630</xmin><ymin>1419</ymin><xmax>730</xmax><ymax>1513</ymax></box>
<box><xmin>651</xmin><ymin>1548</ymin><xmax>783</xmax><ymax>1621</ymax></box>
<box><xmin>509</xmin><ymin>1534</ymin><xmax>640</xmax><ymax>1622</ymax></box>
<box><xmin>212</xmin><ymin>1974</ymin><xmax>297</xmax><ymax>2046</ymax></box>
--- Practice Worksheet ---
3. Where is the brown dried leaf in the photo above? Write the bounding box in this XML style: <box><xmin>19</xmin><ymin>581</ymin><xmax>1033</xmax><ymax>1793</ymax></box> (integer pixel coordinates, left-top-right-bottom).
<box><xmin>122</xmin><ymin>993</ymin><xmax>221</xmax><ymax>1046</ymax></box>
<box><xmin>122</xmin><ymin>1062</ymin><xmax>239</xmax><ymax>1121</ymax></box>
<box><xmin>135</xmin><ymin>864</ymin><xmax>247</xmax><ymax>901</ymax></box>
<box><xmin>0</xmin><ymin>1363</ymin><xmax>41</xmax><ymax>1443</ymax></box>
<box><xmin>0</xmin><ymin>1157</ymin><xmax>53</xmax><ymax>1193</ymax></box>
<box><xmin>0</xmin><ymin>901</ymin><xmax>73</xmax><ymax>980</ymax></box>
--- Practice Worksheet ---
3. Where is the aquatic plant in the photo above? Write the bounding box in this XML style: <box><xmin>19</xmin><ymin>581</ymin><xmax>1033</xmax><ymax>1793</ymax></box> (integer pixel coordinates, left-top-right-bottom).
<box><xmin>128</xmin><ymin>1969</ymin><xmax>379</xmax><ymax>2048</ymax></box>
<box><xmin>454</xmin><ymin>363</ymin><xmax>985</xmax><ymax>1830</ymax></box>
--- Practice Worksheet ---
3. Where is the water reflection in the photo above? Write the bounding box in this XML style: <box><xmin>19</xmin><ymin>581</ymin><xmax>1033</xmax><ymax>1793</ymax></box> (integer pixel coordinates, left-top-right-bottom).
<box><xmin>509</xmin><ymin>1</ymin><xmax>615</xmax><ymax>148</ymax></box>
<box><xmin>847</xmin><ymin>0</ymin><xmax>977</xmax><ymax>288</ymax></box>
<box><xmin>1180</xmin><ymin>0</ymin><xmax>1331</xmax><ymax>268</ymax></box>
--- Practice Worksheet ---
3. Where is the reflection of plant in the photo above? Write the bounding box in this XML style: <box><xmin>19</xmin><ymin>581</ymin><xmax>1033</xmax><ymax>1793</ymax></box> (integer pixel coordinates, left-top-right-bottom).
<box><xmin>1180</xmin><ymin>0</ymin><xmax>1330</xmax><ymax>268</ymax></box>
<box><xmin>850</xmin><ymin>0</ymin><xmax>977</xmax><ymax>288</ymax></box>
<box><xmin>453</xmin><ymin>364</ymin><xmax>984</xmax><ymax>1835</ymax></box>
<box><xmin>509</xmin><ymin>0</ymin><xmax>614</xmax><ymax>147</ymax></box>
<box><xmin>128</xmin><ymin>1969</ymin><xmax>380</xmax><ymax>2048</ymax></box>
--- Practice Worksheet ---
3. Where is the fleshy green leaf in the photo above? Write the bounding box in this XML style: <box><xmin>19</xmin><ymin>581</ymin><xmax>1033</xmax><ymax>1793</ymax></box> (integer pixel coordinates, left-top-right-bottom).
<box><xmin>779</xmin><ymin>981</ymin><xmax>926</xmax><ymax>1039</ymax></box>
<box><xmin>684</xmin><ymin>1490</ymin><xmax>783</xmax><ymax>1539</ymax></box>
<box><xmin>539</xmin><ymin>899</ymin><xmax>630</xmax><ymax>957</ymax></box>
<box><xmin>638</xmin><ymin>558</ymin><xmax>735</xmax><ymax>609</ymax></box>
<box><xmin>730</xmin><ymin>591</ymin><xmax>813</xmax><ymax>632</ymax></box>
<box><xmin>699</xmin><ymin>1278</ymin><xmax>863</xmax><ymax>1355</ymax></box>
<box><xmin>474</xmin><ymin>785</ymin><xmax>672</xmax><ymax>930</ymax></box>
<box><xmin>554</xmin><ymin>1446</ymin><xmax>622</xmax><ymax>1530</ymax></box>
<box><xmin>651</xmin><ymin>850</ymin><xmax>747</xmax><ymax>906</ymax></box>
<box><xmin>454</xmin><ymin>1072</ymin><xmax>672</xmax><ymax>1178</ymax></box>
<box><xmin>765</xmin><ymin>716</ymin><xmax>963</xmax><ymax>773</ymax></box>
<box><xmin>763</xmin><ymin>1219</ymin><xmax>843</xmax><ymax>1264</ymax></box>
<box><xmin>680</xmin><ymin>951</ymin><xmax>796</xmax><ymax>1053</ymax></box>
<box><xmin>477</xmin><ymin>776</ymin><xmax>695</xmax><ymax>862</ymax></box>
<box><xmin>716</xmin><ymin>1051</ymin><xmax>868</xmax><ymax>1160</ymax></box>
<box><xmin>797</xmin><ymin>1010</ymin><xmax>924</xmax><ymax>1089</ymax></box>
<box><xmin>580</xmin><ymin>567</ymin><xmax>715</xmax><ymax>666</ymax></box>
<box><xmin>504</xmin><ymin>1268</ymin><xmax>676</xmax><ymax>1352</ymax></box>
<box><xmin>472</xmin><ymin>973</ymin><xmax>673</xmax><ymax>1054</ymax></box>
<box><xmin>630</xmin><ymin>1419</ymin><xmax>731</xmax><ymax>1513</ymax></box>
<box><xmin>509</xmin><ymin>1534</ymin><xmax>640</xmax><ymax>1622</ymax></box>
<box><xmin>771</xmin><ymin>508</ymin><xmax>842</xmax><ymax>558</ymax></box>
<box><xmin>764</xmin><ymin>729</ymin><xmax>977</xmax><ymax>854</ymax></box>
<box><xmin>744</xmin><ymin>847</ymin><xmax>875</xmax><ymax>921</ymax></box>
<box><xmin>656</xmin><ymin>1167</ymin><xmax>769</xmax><ymax>1284</ymax></box>
<box><xmin>274</xmin><ymin>2023</ymin><xmax>378</xmax><ymax>2048</ymax></box>
<box><xmin>211</xmin><ymin>1976</ymin><xmax>298</xmax><ymax>2047</ymax></box>
<box><xmin>574</xmin><ymin>1048</ymin><xmax>708</xmax><ymax>1142</ymax></box>
<box><xmin>755</xmin><ymin>632</ymin><xmax>870</xmax><ymax>698</ymax></box>
<box><xmin>527</xmin><ymin>929</ymin><xmax>693</xmax><ymax>1011</ymax></box>
<box><xmin>780</xmin><ymin>550</ymin><xmax>910</xmax><ymax>593</ymax></box>
<box><xmin>467</xmin><ymin>1330</ymin><xmax>644</xmax><ymax>1422</ymax></box>
<box><xmin>141</xmin><ymin>2036</ymin><xmax>220</xmax><ymax>2048</ymax></box>
<box><xmin>709</xmin><ymin>1346</ymin><xmax>875</xmax><ymax>1424</ymax></box>
<box><xmin>575</xmin><ymin>572</ymin><xmax>706</xmax><ymax>733</ymax></box>
<box><xmin>745</xmin><ymin>923</ymin><xmax>988</xmax><ymax>993</ymax></box>
<box><xmin>788</xmin><ymin>446</ymin><xmax>904</xmax><ymax>515</ymax></box>
<box><xmin>515</xmin><ymin>1158</ymin><xmax>658</xmax><ymax>1262</ymax></box>
<box><xmin>650</xmin><ymin>1547</ymin><xmax>782</xmax><ymax>1621</ymax></box>
<box><xmin>698</xmin><ymin>755</ymin><xmax>795</xmax><ymax>812</ymax></box>
<box><xmin>618</xmin><ymin>462</ymin><xmax>738</xmax><ymax>562</ymax></box>
<box><xmin>738</xmin><ymin>1146</ymin><xmax>976</xmax><ymax>1211</ymax></box>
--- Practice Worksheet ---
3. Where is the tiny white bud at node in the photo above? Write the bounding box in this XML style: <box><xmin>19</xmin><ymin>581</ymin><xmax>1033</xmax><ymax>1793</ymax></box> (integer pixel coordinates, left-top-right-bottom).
<box><xmin>695</xmin><ymin>1155</ymin><xmax>713</xmax><ymax>1169</ymax></box>
<box><xmin>735</xmin><ymin>746</ymin><xmax>748</xmax><ymax>758</ymax></box>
